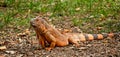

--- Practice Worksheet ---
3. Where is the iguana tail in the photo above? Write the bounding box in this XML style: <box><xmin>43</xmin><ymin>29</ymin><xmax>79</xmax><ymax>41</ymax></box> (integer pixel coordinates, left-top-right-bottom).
<box><xmin>65</xmin><ymin>32</ymin><xmax>120</xmax><ymax>42</ymax></box>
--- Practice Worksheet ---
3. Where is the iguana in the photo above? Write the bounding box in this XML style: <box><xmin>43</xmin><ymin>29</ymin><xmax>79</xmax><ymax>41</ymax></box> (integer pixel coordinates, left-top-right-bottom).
<box><xmin>30</xmin><ymin>16</ymin><xmax>119</xmax><ymax>51</ymax></box>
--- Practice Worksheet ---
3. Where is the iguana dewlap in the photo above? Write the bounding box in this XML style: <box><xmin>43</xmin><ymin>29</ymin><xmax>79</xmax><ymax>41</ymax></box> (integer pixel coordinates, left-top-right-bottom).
<box><xmin>30</xmin><ymin>16</ymin><xmax>119</xmax><ymax>51</ymax></box>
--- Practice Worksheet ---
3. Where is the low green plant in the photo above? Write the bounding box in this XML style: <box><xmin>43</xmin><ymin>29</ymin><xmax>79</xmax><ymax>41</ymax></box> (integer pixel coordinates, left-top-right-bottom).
<box><xmin>0</xmin><ymin>0</ymin><xmax>120</xmax><ymax>32</ymax></box>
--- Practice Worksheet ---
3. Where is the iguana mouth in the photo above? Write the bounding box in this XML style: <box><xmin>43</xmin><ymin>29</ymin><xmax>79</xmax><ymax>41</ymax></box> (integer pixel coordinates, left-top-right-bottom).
<box><xmin>31</xmin><ymin>23</ymin><xmax>36</xmax><ymax>27</ymax></box>
<box><xmin>30</xmin><ymin>19</ymin><xmax>36</xmax><ymax>27</ymax></box>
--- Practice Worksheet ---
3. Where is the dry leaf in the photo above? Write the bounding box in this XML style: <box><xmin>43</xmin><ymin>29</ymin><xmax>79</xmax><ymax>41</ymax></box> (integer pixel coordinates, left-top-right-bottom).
<box><xmin>103</xmin><ymin>40</ymin><xmax>108</xmax><ymax>43</ymax></box>
<box><xmin>0</xmin><ymin>46</ymin><xmax>7</xmax><ymax>50</ymax></box>
<box><xmin>89</xmin><ymin>15</ymin><xmax>94</xmax><ymax>18</ymax></box>
<box><xmin>32</xmin><ymin>40</ymin><xmax>39</xmax><ymax>44</ymax></box>
<box><xmin>75</xmin><ymin>7</ymin><xmax>80</xmax><ymax>11</ymax></box>
<box><xmin>5</xmin><ymin>51</ymin><xmax>16</xmax><ymax>54</ymax></box>
<box><xmin>0</xmin><ymin>55</ymin><xmax>5</xmax><ymax>57</ymax></box>
<box><xmin>96</xmin><ymin>27</ymin><xmax>103</xmax><ymax>30</ymax></box>
<box><xmin>17</xmin><ymin>29</ymin><xmax>30</xmax><ymax>37</ymax></box>
<box><xmin>25</xmin><ymin>29</ymin><xmax>30</xmax><ymax>35</ymax></box>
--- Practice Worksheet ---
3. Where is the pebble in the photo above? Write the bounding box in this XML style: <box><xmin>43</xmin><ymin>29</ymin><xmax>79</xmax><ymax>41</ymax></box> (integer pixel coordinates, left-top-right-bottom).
<box><xmin>16</xmin><ymin>54</ymin><xmax>23</xmax><ymax>57</ymax></box>
<box><xmin>78</xmin><ymin>47</ymin><xmax>87</xmax><ymax>50</ymax></box>
<box><xmin>27</xmin><ymin>52</ymin><xmax>33</xmax><ymax>56</ymax></box>
<box><xmin>5</xmin><ymin>50</ymin><xmax>16</xmax><ymax>54</ymax></box>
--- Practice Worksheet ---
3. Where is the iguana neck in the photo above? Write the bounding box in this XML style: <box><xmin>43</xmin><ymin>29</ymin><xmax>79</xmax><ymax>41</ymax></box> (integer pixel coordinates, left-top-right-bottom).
<box><xmin>41</xmin><ymin>19</ymin><xmax>64</xmax><ymax>37</ymax></box>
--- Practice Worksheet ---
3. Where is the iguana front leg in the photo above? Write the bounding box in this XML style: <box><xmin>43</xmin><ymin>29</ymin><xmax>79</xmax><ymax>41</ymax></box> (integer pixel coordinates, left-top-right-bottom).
<box><xmin>38</xmin><ymin>35</ymin><xmax>45</xmax><ymax>48</ymax></box>
<box><xmin>36</xmin><ymin>30</ymin><xmax>45</xmax><ymax>48</ymax></box>
<box><xmin>44</xmin><ymin>31</ymin><xmax>56</xmax><ymax>51</ymax></box>
<box><xmin>45</xmin><ymin>42</ymin><xmax>56</xmax><ymax>51</ymax></box>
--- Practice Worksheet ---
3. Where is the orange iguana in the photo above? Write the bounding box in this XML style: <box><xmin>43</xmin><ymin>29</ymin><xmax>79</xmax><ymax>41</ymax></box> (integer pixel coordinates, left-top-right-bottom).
<box><xmin>30</xmin><ymin>16</ymin><xmax>120</xmax><ymax>51</ymax></box>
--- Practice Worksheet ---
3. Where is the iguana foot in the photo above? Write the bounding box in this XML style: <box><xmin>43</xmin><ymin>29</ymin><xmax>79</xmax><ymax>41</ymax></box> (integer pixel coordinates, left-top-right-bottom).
<box><xmin>45</xmin><ymin>47</ymin><xmax>52</xmax><ymax>51</ymax></box>
<box><xmin>73</xmin><ymin>43</ymin><xmax>80</xmax><ymax>48</ymax></box>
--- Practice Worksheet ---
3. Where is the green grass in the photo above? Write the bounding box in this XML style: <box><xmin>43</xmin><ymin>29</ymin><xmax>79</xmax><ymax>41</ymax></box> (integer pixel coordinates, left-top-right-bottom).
<box><xmin>0</xmin><ymin>0</ymin><xmax>120</xmax><ymax>33</ymax></box>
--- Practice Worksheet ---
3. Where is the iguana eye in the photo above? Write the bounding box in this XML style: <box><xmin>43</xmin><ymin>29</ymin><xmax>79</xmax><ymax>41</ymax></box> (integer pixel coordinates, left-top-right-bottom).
<box><xmin>36</xmin><ymin>19</ymin><xmax>39</xmax><ymax>22</ymax></box>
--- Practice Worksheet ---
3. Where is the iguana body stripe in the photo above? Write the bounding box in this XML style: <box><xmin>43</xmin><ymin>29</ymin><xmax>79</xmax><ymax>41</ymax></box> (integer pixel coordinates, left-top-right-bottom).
<box><xmin>101</xmin><ymin>34</ymin><xmax>108</xmax><ymax>38</ymax></box>
<box><xmin>84</xmin><ymin>34</ymin><xmax>89</xmax><ymax>41</ymax></box>
<box><xmin>30</xmin><ymin>17</ymin><xmax>119</xmax><ymax>51</ymax></box>
<box><xmin>92</xmin><ymin>34</ymin><xmax>98</xmax><ymax>40</ymax></box>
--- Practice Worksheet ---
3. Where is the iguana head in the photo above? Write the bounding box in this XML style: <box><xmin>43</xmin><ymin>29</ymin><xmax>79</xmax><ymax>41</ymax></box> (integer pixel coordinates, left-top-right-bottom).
<box><xmin>30</xmin><ymin>16</ymin><xmax>48</xmax><ymax>32</ymax></box>
<box><xmin>30</xmin><ymin>17</ymin><xmax>41</xmax><ymax>27</ymax></box>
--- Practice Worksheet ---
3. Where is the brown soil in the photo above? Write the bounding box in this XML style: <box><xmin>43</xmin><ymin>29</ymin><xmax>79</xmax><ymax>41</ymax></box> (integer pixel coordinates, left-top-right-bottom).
<box><xmin>0</xmin><ymin>19</ymin><xmax>120</xmax><ymax>57</ymax></box>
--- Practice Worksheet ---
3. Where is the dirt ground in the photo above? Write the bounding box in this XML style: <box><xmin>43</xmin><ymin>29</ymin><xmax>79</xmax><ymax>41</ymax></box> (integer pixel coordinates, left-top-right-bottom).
<box><xmin>0</xmin><ymin>19</ymin><xmax>120</xmax><ymax>57</ymax></box>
